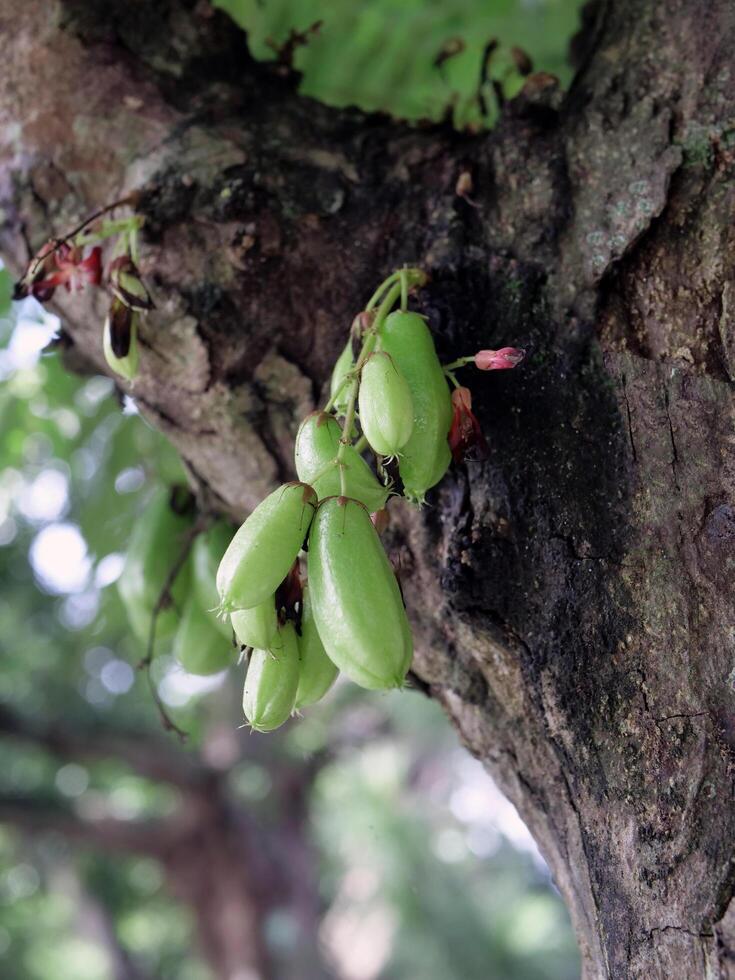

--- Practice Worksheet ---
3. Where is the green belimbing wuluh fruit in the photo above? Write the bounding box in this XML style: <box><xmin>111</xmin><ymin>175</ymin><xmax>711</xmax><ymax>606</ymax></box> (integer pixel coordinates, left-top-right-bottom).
<box><xmin>378</xmin><ymin>310</ymin><xmax>453</xmax><ymax>503</ymax></box>
<box><xmin>295</xmin><ymin>412</ymin><xmax>388</xmax><ymax>511</ymax></box>
<box><xmin>307</xmin><ymin>496</ymin><xmax>412</xmax><ymax>690</ymax></box>
<box><xmin>117</xmin><ymin>488</ymin><xmax>193</xmax><ymax>643</ymax></box>
<box><xmin>192</xmin><ymin>521</ymin><xmax>235</xmax><ymax>639</ymax></box>
<box><xmin>357</xmin><ymin>352</ymin><xmax>414</xmax><ymax>457</ymax></box>
<box><xmin>231</xmin><ymin>597</ymin><xmax>278</xmax><ymax>651</ymax></box>
<box><xmin>216</xmin><ymin>482</ymin><xmax>317</xmax><ymax>612</ymax></box>
<box><xmin>242</xmin><ymin>622</ymin><xmax>301</xmax><ymax>732</ymax></box>
<box><xmin>174</xmin><ymin>595</ymin><xmax>235</xmax><ymax>675</ymax></box>
<box><xmin>295</xmin><ymin>584</ymin><xmax>338</xmax><ymax>708</ymax></box>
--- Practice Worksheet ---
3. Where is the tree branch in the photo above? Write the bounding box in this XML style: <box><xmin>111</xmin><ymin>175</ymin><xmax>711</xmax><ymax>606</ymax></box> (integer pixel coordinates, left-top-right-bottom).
<box><xmin>0</xmin><ymin>791</ymin><xmax>175</xmax><ymax>855</ymax></box>
<box><xmin>0</xmin><ymin>702</ymin><xmax>207</xmax><ymax>790</ymax></box>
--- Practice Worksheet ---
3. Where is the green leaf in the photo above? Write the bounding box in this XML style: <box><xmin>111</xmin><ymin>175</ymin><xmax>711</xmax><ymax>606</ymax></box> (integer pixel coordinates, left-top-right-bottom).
<box><xmin>0</xmin><ymin>267</ymin><xmax>12</xmax><ymax>317</ymax></box>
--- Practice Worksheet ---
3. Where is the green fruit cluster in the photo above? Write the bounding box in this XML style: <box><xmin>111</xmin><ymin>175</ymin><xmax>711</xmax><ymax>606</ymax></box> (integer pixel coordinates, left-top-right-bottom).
<box><xmin>214</xmin><ymin>268</ymin><xmax>455</xmax><ymax>732</ymax></box>
<box><xmin>117</xmin><ymin>269</ymin><xmax>459</xmax><ymax>734</ymax></box>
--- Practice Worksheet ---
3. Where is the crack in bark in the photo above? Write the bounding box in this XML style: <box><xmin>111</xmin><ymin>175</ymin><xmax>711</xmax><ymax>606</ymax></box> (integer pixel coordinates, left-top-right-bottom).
<box><xmin>621</xmin><ymin>372</ymin><xmax>638</xmax><ymax>464</ymax></box>
<box><xmin>649</xmin><ymin>924</ymin><xmax>713</xmax><ymax>939</ymax></box>
<box><xmin>654</xmin><ymin>712</ymin><xmax>708</xmax><ymax>724</ymax></box>
<box><xmin>663</xmin><ymin>382</ymin><xmax>681</xmax><ymax>493</ymax></box>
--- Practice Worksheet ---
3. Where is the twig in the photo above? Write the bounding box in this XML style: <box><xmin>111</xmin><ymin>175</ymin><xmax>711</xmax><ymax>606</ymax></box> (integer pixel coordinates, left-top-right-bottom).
<box><xmin>27</xmin><ymin>194</ymin><xmax>138</xmax><ymax>276</ymax></box>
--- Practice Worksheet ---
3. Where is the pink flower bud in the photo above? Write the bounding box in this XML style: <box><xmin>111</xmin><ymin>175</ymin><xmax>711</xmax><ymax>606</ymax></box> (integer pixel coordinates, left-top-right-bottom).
<box><xmin>474</xmin><ymin>347</ymin><xmax>525</xmax><ymax>371</ymax></box>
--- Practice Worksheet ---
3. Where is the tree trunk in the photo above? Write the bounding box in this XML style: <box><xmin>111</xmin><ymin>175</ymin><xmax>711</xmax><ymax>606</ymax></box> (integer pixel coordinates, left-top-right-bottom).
<box><xmin>1</xmin><ymin>0</ymin><xmax>734</xmax><ymax>976</ymax></box>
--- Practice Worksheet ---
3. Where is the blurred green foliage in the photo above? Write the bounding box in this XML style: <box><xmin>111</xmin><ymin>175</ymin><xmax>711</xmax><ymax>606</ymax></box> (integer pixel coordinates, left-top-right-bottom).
<box><xmin>0</xmin><ymin>1</ymin><xmax>585</xmax><ymax>976</ymax></box>
<box><xmin>216</xmin><ymin>0</ymin><xmax>584</xmax><ymax>124</ymax></box>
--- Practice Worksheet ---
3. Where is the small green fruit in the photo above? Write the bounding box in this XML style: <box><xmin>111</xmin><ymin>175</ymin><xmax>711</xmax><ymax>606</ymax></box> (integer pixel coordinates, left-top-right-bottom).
<box><xmin>118</xmin><ymin>489</ymin><xmax>192</xmax><ymax>643</ymax></box>
<box><xmin>379</xmin><ymin>311</ymin><xmax>453</xmax><ymax>500</ymax></box>
<box><xmin>307</xmin><ymin>496</ymin><xmax>412</xmax><ymax>690</ymax></box>
<box><xmin>243</xmin><ymin>622</ymin><xmax>301</xmax><ymax>732</ymax></box>
<box><xmin>295</xmin><ymin>585</ymin><xmax>338</xmax><ymax>708</ymax></box>
<box><xmin>174</xmin><ymin>596</ymin><xmax>235</xmax><ymax>675</ymax></box>
<box><xmin>358</xmin><ymin>352</ymin><xmax>414</xmax><ymax>457</ymax></box>
<box><xmin>192</xmin><ymin>522</ymin><xmax>235</xmax><ymax>639</ymax></box>
<box><xmin>217</xmin><ymin>483</ymin><xmax>317</xmax><ymax>612</ymax></box>
<box><xmin>231</xmin><ymin>597</ymin><xmax>278</xmax><ymax>651</ymax></box>
<box><xmin>295</xmin><ymin>412</ymin><xmax>388</xmax><ymax>512</ymax></box>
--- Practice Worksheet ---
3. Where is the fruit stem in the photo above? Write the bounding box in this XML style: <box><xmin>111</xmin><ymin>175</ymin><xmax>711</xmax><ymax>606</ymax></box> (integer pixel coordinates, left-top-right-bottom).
<box><xmin>365</xmin><ymin>267</ymin><xmax>426</xmax><ymax>311</ymax></box>
<box><xmin>444</xmin><ymin>368</ymin><xmax>462</xmax><ymax>389</ymax></box>
<box><xmin>442</xmin><ymin>355</ymin><xmax>475</xmax><ymax>371</ymax></box>
<box><xmin>323</xmin><ymin>376</ymin><xmax>348</xmax><ymax>414</ymax></box>
<box><xmin>27</xmin><ymin>195</ymin><xmax>139</xmax><ymax>275</ymax></box>
<box><xmin>365</xmin><ymin>271</ymin><xmax>402</xmax><ymax>311</ymax></box>
<box><xmin>76</xmin><ymin>215</ymin><xmax>145</xmax><ymax>248</ymax></box>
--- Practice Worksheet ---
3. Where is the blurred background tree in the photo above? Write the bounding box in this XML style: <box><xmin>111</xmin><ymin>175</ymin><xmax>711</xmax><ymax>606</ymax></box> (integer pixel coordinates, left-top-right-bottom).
<box><xmin>0</xmin><ymin>1</ymin><xmax>584</xmax><ymax>976</ymax></box>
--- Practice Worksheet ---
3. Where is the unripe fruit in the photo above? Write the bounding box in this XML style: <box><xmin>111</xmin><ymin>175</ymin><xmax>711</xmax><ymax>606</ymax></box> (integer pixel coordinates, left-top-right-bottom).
<box><xmin>295</xmin><ymin>585</ymin><xmax>338</xmax><ymax>708</ymax></box>
<box><xmin>242</xmin><ymin>622</ymin><xmax>300</xmax><ymax>732</ymax></box>
<box><xmin>295</xmin><ymin>412</ymin><xmax>388</xmax><ymax>512</ymax></box>
<box><xmin>118</xmin><ymin>489</ymin><xmax>192</xmax><ymax>643</ymax></box>
<box><xmin>379</xmin><ymin>311</ymin><xmax>453</xmax><ymax>502</ymax></box>
<box><xmin>358</xmin><ymin>352</ymin><xmax>414</xmax><ymax>457</ymax></box>
<box><xmin>103</xmin><ymin>314</ymin><xmax>138</xmax><ymax>381</ymax></box>
<box><xmin>307</xmin><ymin>497</ymin><xmax>412</xmax><ymax>689</ymax></box>
<box><xmin>231</xmin><ymin>597</ymin><xmax>278</xmax><ymax>651</ymax></box>
<box><xmin>174</xmin><ymin>596</ymin><xmax>235</xmax><ymax>675</ymax></box>
<box><xmin>330</xmin><ymin>339</ymin><xmax>354</xmax><ymax>416</ymax></box>
<box><xmin>192</xmin><ymin>522</ymin><xmax>235</xmax><ymax>639</ymax></box>
<box><xmin>217</xmin><ymin>483</ymin><xmax>317</xmax><ymax>612</ymax></box>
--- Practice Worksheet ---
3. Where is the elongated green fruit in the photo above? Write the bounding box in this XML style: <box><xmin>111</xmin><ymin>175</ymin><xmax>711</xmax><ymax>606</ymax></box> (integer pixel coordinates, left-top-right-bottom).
<box><xmin>103</xmin><ymin>315</ymin><xmax>138</xmax><ymax>381</ymax></box>
<box><xmin>174</xmin><ymin>596</ymin><xmax>235</xmax><ymax>675</ymax></box>
<box><xmin>231</xmin><ymin>597</ymin><xmax>278</xmax><ymax>651</ymax></box>
<box><xmin>330</xmin><ymin>339</ymin><xmax>353</xmax><ymax>416</ymax></box>
<box><xmin>307</xmin><ymin>497</ymin><xmax>412</xmax><ymax>689</ymax></box>
<box><xmin>243</xmin><ymin>622</ymin><xmax>300</xmax><ymax>732</ymax></box>
<box><xmin>358</xmin><ymin>352</ymin><xmax>414</xmax><ymax>457</ymax></box>
<box><xmin>217</xmin><ymin>483</ymin><xmax>317</xmax><ymax>612</ymax></box>
<box><xmin>379</xmin><ymin>311</ymin><xmax>453</xmax><ymax>502</ymax></box>
<box><xmin>295</xmin><ymin>412</ymin><xmax>388</xmax><ymax>512</ymax></box>
<box><xmin>118</xmin><ymin>489</ymin><xmax>192</xmax><ymax>643</ymax></box>
<box><xmin>192</xmin><ymin>522</ymin><xmax>235</xmax><ymax>639</ymax></box>
<box><xmin>295</xmin><ymin>585</ymin><xmax>338</xmax><ymax>708</ymax></box>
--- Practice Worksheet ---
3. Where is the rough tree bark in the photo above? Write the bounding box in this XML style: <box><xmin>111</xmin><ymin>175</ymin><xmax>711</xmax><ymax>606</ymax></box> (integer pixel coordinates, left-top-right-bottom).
<box><xmin>1</xmin><ymin>1</ymin><xmax>734</xmax><ymax>977</ymax></box>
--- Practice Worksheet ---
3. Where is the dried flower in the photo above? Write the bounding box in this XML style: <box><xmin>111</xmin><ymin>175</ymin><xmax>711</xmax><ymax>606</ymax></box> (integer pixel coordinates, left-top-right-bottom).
<box><xmin>106</xmin><ymin>297</ymin><xmax>135</xmax><ymax>359</ymax></box>
<box><xmin>448</xmin><ymin>386</ymin><xmax>488</xmax><ymax>463</ymax></box>
<box><xmin>17</xmin><ymin>242</ymin><xmax>102</xmax><ymax>301</ymax></box>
